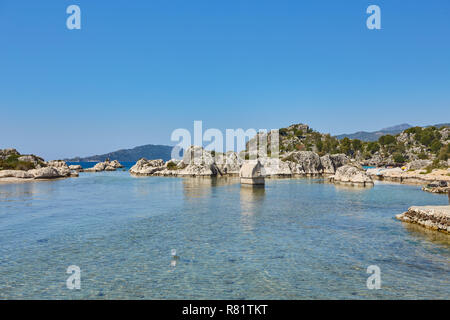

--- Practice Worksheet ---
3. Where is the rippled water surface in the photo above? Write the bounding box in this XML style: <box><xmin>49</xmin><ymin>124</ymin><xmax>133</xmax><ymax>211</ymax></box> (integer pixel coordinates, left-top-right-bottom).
<box><xmin>0</xmin><ymin>171</ymin><xmax>449</xmax><ymax>299</ymax></box>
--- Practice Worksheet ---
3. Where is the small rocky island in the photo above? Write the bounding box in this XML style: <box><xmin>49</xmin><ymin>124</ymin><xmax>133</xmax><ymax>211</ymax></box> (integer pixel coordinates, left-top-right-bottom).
<box><xmin>0</xmin><ymin>149</ymin><xmax>79</xmax><ymax>182</ymax></box>
<box><xmin>0</xmin><ymin>149</ymin><xmax>125</xmax><ymax>182</ymax></box>
<box><xmin>83</xmin><ymin>159</ymin><xmax>124</xmax><ymax>172</ymax></box>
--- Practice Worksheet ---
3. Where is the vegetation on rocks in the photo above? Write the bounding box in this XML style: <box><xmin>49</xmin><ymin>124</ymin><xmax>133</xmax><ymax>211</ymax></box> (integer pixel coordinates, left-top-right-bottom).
<box><xmin>245</xmin><ymin>123</ymin><xmax>449</xmax><ymax>167</ymax></box>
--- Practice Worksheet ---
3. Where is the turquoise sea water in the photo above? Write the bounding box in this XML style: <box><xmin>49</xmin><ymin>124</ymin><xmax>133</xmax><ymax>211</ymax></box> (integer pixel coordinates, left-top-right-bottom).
<box><xmin>0</xmin><ymin>171</ymin><xmax>449</xmax><ymax>299</ymax></box>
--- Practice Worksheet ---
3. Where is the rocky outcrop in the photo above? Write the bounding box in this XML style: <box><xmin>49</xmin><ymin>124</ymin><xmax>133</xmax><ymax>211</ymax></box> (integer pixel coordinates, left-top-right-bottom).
<box><xmin>84</xmin><ymin>160</ymin><xmax>124</xmax><ymax>172</ymax></box>
<box><xmin>0</xmin><ymin>150</ymin><xmax>78</xmax><ymax>182</ymax></box>
<box><xmin>69</xmin><ymin>164</ymin><xmax>83</xmax><ymax>171</ymax></box>
<box><xmin>129</xmin><ymin>158</ymin><xmax>166</xmax><ymax>175</ymax></box>
<box><xmin>0</xmin><ymin>170</ymin><xmax>34</xmax><ymax>179</ymax></box>
<box><xmin>0</xmin><ymin>148</ymin><xmax>20</xmax><ymax>159</ymax></box>
<box><xmin>128</xmin><ymin>146</ymin><xmax>353</xmax><ymax>178</ymax></box>
<box><xmin>329</xmin><ymin>165</ymin><xmax>374</xmax><ymax>186</ymax></box>
<box><xmin>282</xmin><ymin>151</ymin><xmax>323</xmax><ymax>175</ymax></box>
<box><xmin>320</xmin><ymin>154</ymin><xmax>349</xmax><ymax>174</ymax></box>
<box><xmin>260</xmin><ymin>158</ymin><xmax>292</xmax><ymax>176</ymax></box>
<box><xmin>28</xmin><ymin>167</ymin><xmax>63</xmax><ymax>179</ymax></box>
<box><xmin>396</xmin><ymin>206</ymin><xmax>450</xmax><ymax>233</ymax></box>
<box><xmin>18</xmin><ymin>155</ymin><xmax>46</xmax><ymax>168</ymax></box>
<box><xmin>215</xmin><ymin>152</ymin><xmax>242</xmax><ymax>175</ymax></box>
<box><xmin>367</xmin><ymin>167</ymin><xmax>450</xmax><ymax>185</ymax></box>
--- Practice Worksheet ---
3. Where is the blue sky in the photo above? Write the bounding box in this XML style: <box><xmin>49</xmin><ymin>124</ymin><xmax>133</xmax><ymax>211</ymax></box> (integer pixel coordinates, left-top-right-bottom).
<box><xmin>1</xmin><ymin>0</ymin><xmax>449</xmax><ymax>160</ymax></box>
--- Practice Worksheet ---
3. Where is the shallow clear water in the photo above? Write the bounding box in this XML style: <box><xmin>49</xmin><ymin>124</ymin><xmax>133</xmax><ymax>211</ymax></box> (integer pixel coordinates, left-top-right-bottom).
<box><xmin>0</xmin><ymin>172</ymin><xmax>449</xmax><ymax>299</ymax></box>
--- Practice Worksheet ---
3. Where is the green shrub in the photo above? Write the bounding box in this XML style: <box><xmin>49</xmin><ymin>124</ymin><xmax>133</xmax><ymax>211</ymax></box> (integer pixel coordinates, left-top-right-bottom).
<box><xmin>0</xmin><ymin>155</ymin><xmax>36</xmax><ymax>171</ymax></box>
<box><xmin>378</xmin><ymin>135</ymin><xmax>396</xmax><ymax>145</ymax></box>
<box><xmin>166</xmin><ymin>161</ymin><xmax>178</xmax><ymax>170</ymax></box>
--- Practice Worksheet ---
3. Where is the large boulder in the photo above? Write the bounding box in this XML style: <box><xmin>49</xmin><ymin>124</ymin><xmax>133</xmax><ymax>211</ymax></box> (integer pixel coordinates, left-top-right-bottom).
<box><xmin>283</xmin><ymin>151</ymin><xmax>322</xmax><ymax>175</ymax></box>
<box><xmin>176</xmin><ymin>146</ymin><xmax>220</xmax><ymax>176</ymax></box>
<box><xmin>46</xmin><ymin>160</ymin><xmax>71</xmax><ymax>176</ymax></box>
<box><xmin>182</xmin><ymin>146</ymin><xmax>215</xmax><ymax>165</ymax></box>
<box><xmin>109</xmin><ymin>160</ymin><xmax>123</xmax><ymax>168</ymax></box>
<box><xmin>69</xmin><ymin>164</ymin><xmax>83</xmax><ymax>171</ymax></box>
<box><xmin>331</xmin><ymin>165</ymin><xmax>374</xmax><ymax>186</ymax></box>
<box><xmin>320</xmin><ymin>154</ymin><xmax>349</xmax><ymax>174</ymax></box>
<box><xmin>260</xmin><ymin>158</ymin><xmax>292</xmax><ymax>176</ymax></box>
<box><xmin>215</xmin><ymin>152</ymin><xmax>242</xmax><ymax>175</ymax></box>
<box><xmin>85</xmin><ymin>160</ymin><xmax>123</xmax><ymax>172</ymax></box>
<box><xmin>129</xmin><ymin>158</ymin><xmax>165</xmax><ymax>175</ymax></box>
<box><xmin>28</xmin><ymin>167</ymin><xmax>62</xmax><ymax>179</ymax></box>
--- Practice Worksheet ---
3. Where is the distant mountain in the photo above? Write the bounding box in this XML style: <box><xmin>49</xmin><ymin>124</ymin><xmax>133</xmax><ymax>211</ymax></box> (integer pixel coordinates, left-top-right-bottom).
<box><xmin>335</xmin><ymin>123</ymin><xmax>449</xmax><ymax>141</ymax></box>
<box><xmin>380</xmin><ymin>123</ymin><xmax>412</xmax><ymax>132</ymax></box>
<box><xmin>65</xmin><ymin>144</ymin><xmax>180</xmax><ymax>162</ymax></box>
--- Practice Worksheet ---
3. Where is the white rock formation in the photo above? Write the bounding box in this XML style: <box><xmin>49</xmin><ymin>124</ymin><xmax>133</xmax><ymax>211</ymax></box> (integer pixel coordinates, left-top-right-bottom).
<box><xmin>129</xmin><ymin>159</ymin><xmax>166</xmax><ymax>175</ymax></box>
<box><xmin>84</xmin><ymin>160</ymin><xmax>123</xmax><ymax>172</ymax></box>
<box><xmin>330</xmin><ymin>165</ymin><xmax>374</xmax><ymax>186</ymax></box>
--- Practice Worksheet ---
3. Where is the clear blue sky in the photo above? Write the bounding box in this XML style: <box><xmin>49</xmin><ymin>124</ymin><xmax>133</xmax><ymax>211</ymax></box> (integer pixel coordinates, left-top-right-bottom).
<box><xmin>1</xmin><ymin>0</ymin><xmax>449</xmax><ymax>160</ymax></box>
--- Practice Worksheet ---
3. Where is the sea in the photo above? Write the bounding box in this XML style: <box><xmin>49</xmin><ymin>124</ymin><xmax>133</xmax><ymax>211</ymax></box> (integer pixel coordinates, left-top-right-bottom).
<box><xmin>0</xmin><ymin>167</ymin><xmax>449</xmax><ymax>299</ymax></box>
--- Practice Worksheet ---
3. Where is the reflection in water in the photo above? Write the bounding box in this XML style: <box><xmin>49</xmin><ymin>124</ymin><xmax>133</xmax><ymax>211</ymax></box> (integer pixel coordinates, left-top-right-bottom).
<box><xmin>402</xmin><ymin>222</ymin><xmax>450</xmax><ymax>247</ymax></box>
<box><xmin>1</xmin><ymin>171</ymin><xmax>449</xmax><ymax>299</ymax></box>
<box><xmin>332</xmin><ymin>182</ymin><xmax>373</xmax><ymax>193</ymax></box>
<box><xmin>240</xmin><ymin>185</ymin><xmax>266</xmax><ymax>232</ymax></box>
<box><xmin>0</xmin><ymin>181</ymin><xmax>55</xmax><ymax>203</ymax></box>
<box><xmin>182</xmin><ymin>177</ymin><xmax>239</xmax><ymax>200</ymax></box>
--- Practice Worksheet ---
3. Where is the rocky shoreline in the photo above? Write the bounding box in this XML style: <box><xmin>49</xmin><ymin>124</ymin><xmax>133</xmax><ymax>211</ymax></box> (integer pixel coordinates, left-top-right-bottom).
<box><xmin>396</xmin><ymin>206</ymin><xmax>450</xmax><ymax>234</ymax></box>
<box><xmin>129</xmin><ymin>145</ymin><xmax>365</xmax><ymax>178</ymax></box>
<box><xmin>366</xmin><ymin>167</ymin><xmax>450</xmax><ymax>185</ymax></box>
<box><xmin>0</xmin><ymin>149</ymin><xmax>126</xmax><ymax>183</ymax></box>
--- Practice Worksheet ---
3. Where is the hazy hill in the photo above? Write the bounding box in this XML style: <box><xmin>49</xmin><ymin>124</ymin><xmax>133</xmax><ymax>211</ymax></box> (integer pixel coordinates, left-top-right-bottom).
<box><xmin>66</xmin><ymin>144</ymin><xmax>180</xmax><ymax>162</ymax></box>
<box><xmin>335</xmin><ymin>123</ymin><xmax>449</xmax><ymax>141</ymax></box>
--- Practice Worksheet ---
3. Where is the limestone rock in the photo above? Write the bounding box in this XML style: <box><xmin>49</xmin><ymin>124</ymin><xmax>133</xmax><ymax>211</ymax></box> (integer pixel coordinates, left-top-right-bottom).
<box><xmin>0</xmin><ymin>170</ymin><xmax>34</xmax><ymax>179</ymax></box>
<box><xmin>260</xmin><ymin>158</ymin><xmax>292</xmax><ymax>176</ymax></box>
<box><xmin>331</xmin><ymin>165</ymin><xmax>374</xmax><ymax>186</ymax></box>
<box><xmin>182</xmin><ymin>146</ymin><xmax>215</xmax><ymax>165</ymax></box>
<box><xmin>396</xmin><ymin>206</ymin><xmax>450</xmax><ymax>233</ymax></box>
<box><xmin>283</xmin><ymin>151</ymin><xmax>322</xmax><ymax>175</ymax></box>
<box><xmin>69</xmin><ymin>164</ymin><xmax>83</xmax><ymax>171</ymax></box>
<box><xmin>406</xmin><ymin>160</ymin><xmax>432</xmax><ymax>171</ymax></box>
<box><xmin>129</xmin><ymin>158</ymin><xmax>165</xmax><ymax>175</ymax></box>
<box><xmin>0</xmin><ymin>148</ymin><xmax>20</xmax><ymax>160</ymax></box>
<box><xmin>85</xmin><ymin>160</ymin><xmax>123</xmax><ymax>172</ymax></box>
<box><xmin>28</xmin><ymin>167</ymin><xmax>62</xmax><ymax>179</ymax></box>
<box><xmin>215</xmin><ymin>152</ymin><xmax>242</xmax><ymax>175</ymax></box>
<box><xmin>320</xmin><ymin>154</ymin><xmax>349</xmax><ymax>174</ymax></box>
